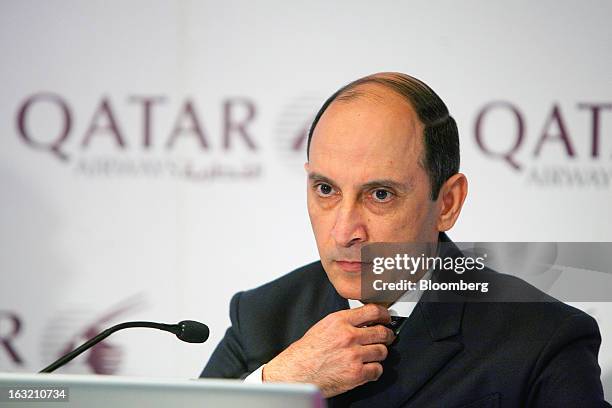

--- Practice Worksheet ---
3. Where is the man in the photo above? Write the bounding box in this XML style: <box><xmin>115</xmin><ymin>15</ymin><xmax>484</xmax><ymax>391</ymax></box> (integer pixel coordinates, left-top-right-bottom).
<box><xmin>201</xmin><ymin>72</ymin><xmax>608</xmax><ymax>407</ymax></box>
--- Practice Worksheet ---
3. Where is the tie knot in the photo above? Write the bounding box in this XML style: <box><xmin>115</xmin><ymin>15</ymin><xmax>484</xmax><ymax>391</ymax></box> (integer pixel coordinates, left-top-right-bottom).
<box><xmin>386</xmin><ymin>316</ymin><xmax>407</xmax><ymax>335</ymax></box>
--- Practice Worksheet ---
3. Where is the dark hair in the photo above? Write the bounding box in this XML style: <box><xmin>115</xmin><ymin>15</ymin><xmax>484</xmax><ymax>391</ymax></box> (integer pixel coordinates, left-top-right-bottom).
<box><xmin>307</xmin><ymin>73</ymin><xmax>459</xmax><ymax>200</ymax></box>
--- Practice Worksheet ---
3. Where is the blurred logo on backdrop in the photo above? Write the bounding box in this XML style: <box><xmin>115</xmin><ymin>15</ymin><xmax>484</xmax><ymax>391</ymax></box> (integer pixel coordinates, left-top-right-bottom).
<box><xmin>40</xmin><ymin>294</ymin><xmax>146</xmax><ymax>375</ymax></box>
<box><xmin>274</xmin><ymin>95</ymin><xmax>322</xmax><ymax>173</ymax></box>
<box><xmin>0</xmin><ymin>295</ymin><xmax>145</xmax><ymax>373</ymax></box>
<box><xmin>474</xmin><ymin>101</ymin><xmax>612</xmax><ymax>188</ymax></box>
<box><xmin>15</xmin><ymin>94</ymin><xmax>262</xmax><ymax>182</ymax></box>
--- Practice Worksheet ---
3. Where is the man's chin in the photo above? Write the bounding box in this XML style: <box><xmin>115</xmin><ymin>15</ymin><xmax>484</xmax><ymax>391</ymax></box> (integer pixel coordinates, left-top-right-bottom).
<box><xmin>331</xmin><ymin>279</ymin><xmax>362</xmax><ymax>301</ymax></box>
<box><xmin>322</xmin><ymin>262</ymin><xmax>363</xmax><ymax>300</ymax></box>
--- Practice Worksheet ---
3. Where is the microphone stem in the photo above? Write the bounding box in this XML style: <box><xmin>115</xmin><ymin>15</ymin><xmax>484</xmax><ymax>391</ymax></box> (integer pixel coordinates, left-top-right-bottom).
<box><xmin>39</xmin><ymin>321</ymin><xmax>178</xmax><ymax>373</ymax></box>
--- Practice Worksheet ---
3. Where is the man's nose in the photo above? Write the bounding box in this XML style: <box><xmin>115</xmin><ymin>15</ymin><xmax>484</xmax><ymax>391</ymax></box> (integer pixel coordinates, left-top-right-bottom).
<box><xmin>331</xmin><ymin>201</ymin><xmax>367</xmax><ymax>248</ymax></box>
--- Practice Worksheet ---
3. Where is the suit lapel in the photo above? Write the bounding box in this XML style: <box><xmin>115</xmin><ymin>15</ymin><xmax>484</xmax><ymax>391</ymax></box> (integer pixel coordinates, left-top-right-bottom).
<box><xmin>328</xmin><ymin>300</ymin><xmax>464</xmax><ymax>408</ymax></box>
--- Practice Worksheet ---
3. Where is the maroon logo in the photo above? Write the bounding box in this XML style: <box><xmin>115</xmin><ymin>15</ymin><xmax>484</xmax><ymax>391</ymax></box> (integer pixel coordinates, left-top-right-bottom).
<box><xmin>16</xmin><ymin>93</ymin><xmax>258</xmax><ymax>161</ymax></box>
<box><xmin>474</xmin><ymin>101</ymin><xmax>612</xmax><ymax>171</ymax></box>
<box><xmin>15</xmin><ymin>93</ymin><xmax>263</xmax><ymax>181</ymax></box>
<box><xmin>474</xmin><ymin>101</ymin><xmax>612</xmax><ymax>187</ymax></box>
<box><xmin>274</xmin><ymin>95</ymin><xmax>321</xmax><ymax>172</ymax></box>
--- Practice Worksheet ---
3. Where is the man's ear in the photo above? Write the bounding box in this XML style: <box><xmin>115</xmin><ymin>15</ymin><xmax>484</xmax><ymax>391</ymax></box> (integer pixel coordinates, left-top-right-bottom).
<box><xmin>436</xmin><ymin>173</ymin><xmax>468</xmax><ymax>232</ymax></box>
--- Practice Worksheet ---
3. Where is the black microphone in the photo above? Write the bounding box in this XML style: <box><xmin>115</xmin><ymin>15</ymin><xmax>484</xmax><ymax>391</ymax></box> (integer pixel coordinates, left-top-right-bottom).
<box><xmin>39</xmin><ymin>320</ymin><xmax>209</xmax><ymax>373</ymax></box>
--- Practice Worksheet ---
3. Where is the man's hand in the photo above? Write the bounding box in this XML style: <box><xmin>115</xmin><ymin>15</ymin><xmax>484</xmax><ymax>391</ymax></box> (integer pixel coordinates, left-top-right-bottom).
<box><xmin>262</xmin><ymin>304</ymin><xmax>396</xmax><ymax>398</ymax></box>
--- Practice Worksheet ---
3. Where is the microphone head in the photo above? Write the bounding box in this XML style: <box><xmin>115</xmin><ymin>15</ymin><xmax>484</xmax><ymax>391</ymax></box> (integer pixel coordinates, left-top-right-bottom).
<box><xmin>176</xmin><ymin>320</ymin><xmax>210</xmax><ymax>343</ymax></box>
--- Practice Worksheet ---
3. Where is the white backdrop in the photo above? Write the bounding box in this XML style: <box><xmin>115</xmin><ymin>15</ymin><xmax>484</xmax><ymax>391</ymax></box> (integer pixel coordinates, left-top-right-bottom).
<box><xmin>1</xmin><ymin>0</ymin><xmax>611</xmax><ymax>396</ymax></box>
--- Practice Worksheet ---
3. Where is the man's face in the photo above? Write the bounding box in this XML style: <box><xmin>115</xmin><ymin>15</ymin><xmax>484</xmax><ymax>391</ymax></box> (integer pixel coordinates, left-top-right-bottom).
<box><xmin>306</xmin><ymin>85</ymin><xmax>441</xmax><ymax>300</ymax></box>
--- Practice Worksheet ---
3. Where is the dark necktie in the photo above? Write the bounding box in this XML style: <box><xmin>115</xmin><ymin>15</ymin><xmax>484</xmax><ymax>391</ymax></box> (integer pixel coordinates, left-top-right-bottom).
<box><xmin>385</xmin><ymin>316</ymin><xmax>407</xmax><ymax>335</ymax></box>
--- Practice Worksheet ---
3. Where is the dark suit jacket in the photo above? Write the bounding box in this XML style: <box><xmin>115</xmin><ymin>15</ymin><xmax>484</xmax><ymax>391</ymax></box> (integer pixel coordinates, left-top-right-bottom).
<box><xmin>201</xmin><ymin>236</ymin><xmax>608</xmax><ymax>407</ymax></box>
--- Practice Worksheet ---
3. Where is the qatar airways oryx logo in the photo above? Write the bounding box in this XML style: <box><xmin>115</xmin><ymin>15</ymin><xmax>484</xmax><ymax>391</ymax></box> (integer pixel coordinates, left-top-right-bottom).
<box><xmin>474</xmin><ymin>101</ymin><xmax>612</xmax><ymax>187</ymax></box>
<box><xmin>15</xmin><ymin>93</ymin><xmax>262</xmax><ymax>181</ymax></box>
<box><xmin>273</xmin><ymin>95</ymin><xmax>322</xmax><ymax>173</ymax></box>
<box><xmin>40</xmin><ymin>295</ymin><xmax>146</xmax><ymax>375</ymax></box>
<box><xmin>0</xmin><ymin>295</ymin><xmax>145</xmax><ymax>374</ymax></box>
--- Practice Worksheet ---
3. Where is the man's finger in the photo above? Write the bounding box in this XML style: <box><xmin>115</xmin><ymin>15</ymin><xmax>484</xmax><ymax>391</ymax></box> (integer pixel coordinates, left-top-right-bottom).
<box><xmin>360</xmin><ymin>344</ymin><xmax>388</xmax><ymax>363</ymax></box>
<box><xmin>357</xmin><ymin>324</ymin><xmax>396</xmax><ymax>345</ymax></box>
<box><xmin>361</xmin><ymin>362</ymin><xmax>384</xmax><ymax>382</ymax></box>
<box><xmin>347</xmin><ymin>303</ymin><xmax>391</xmax><ymax>327</ymax></box>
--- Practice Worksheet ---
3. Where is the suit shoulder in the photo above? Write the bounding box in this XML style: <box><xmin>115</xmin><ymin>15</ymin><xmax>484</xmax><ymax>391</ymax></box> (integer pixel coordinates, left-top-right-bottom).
<box><xmin>238</xmin><ymin>260</ymin><xmax>328</xmax><ymax>307</ymax></box>
<box><xmin>227</xmin><ymin>261</ymin><xmax>333</xmax><ymax>357</ymax></box>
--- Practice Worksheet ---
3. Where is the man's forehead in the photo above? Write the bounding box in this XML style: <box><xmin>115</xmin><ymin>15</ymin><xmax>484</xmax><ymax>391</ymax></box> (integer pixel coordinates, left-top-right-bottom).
<box><xmin>313</xmin><ymin>83</ymin><xmax>422</xmax><ymax>143</ymax></box>
<box><xmin>309</xmin><ymin>83</ymin><xmax>424</xmax><ymax>176</ymax></box>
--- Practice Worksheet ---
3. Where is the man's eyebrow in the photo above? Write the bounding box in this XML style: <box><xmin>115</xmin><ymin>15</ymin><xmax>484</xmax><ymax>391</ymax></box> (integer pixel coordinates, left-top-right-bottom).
<box><xmin>361</xmin><ymin>179</ymin><xmax>412</xmax><ymax>193</ymax></box>
<box><xmin>308</xmin><ymin>172</ymin><xmax>412</xmax><ymax>193</ymax></box>
<box><xmin>308</xmin><ymin>172</ymin><xmax>337</xmax><ymax>186</ymax></box>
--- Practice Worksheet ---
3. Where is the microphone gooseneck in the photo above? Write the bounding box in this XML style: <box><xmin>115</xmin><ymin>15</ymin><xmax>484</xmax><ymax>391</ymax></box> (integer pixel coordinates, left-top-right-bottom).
<box><xmin>39</xmin><ymin>320</ymin><xmax>209</xmax><ymax>373</ymax></box>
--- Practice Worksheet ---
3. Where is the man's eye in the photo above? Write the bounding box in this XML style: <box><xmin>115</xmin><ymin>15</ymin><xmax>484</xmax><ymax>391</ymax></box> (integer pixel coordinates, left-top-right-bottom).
<box><xmin>371</xmin><ymin>189</ymin><xmax>393</xmax><ymax>203</ymax></box>
<box><xmin>315</xmin><ymin>183</ymin><xmax>335</xmax><ymax>197</ymax></box>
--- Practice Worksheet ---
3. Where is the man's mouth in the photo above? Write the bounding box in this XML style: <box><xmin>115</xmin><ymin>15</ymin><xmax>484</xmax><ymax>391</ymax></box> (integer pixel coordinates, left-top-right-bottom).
<box><xmin>335</xmin><ymin>260</ymin><xmax>371</xmax><ymax>273</ymax></box>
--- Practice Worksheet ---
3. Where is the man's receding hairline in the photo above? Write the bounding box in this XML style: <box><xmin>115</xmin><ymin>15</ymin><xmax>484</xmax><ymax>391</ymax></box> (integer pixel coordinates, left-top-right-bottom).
<box><xmin>343</xmin><ymin>74</ymin><xmax>448</xmax><ymax>121</ymax></box>
<box><xmin>332</xmin><ymin>81</ymin><xmax>421</xmax><ymax>116</ymax></box>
